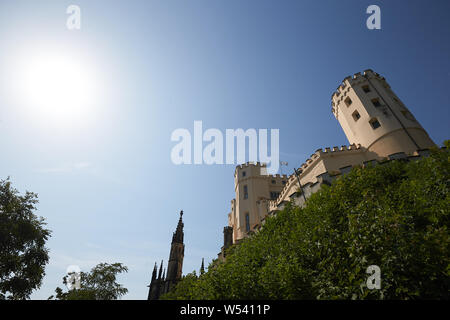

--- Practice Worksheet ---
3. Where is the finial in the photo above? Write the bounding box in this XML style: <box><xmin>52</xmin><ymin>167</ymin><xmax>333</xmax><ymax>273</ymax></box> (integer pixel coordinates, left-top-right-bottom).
<box><xmin>180</xmin><ymin>210</ymin><xmax>183</xmax><ymax>217</ymax></box>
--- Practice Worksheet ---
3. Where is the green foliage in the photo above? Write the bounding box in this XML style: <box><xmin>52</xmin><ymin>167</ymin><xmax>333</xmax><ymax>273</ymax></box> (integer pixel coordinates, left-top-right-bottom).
<box><xmin>164</xmin><ymin>142</ymin><xmax>450</xmax><ymax>300</ymax></box>
<box><xmin>161</xmin><ymin>271</ymin><xmax>200</xmax><ymax>300</ymax></box>
<box><xmin>52</xmin><ymin>262</ymin><xmax>129</xmax><ymax>300</ymax></box>
<box><xmin>0</xmin><ymin>178</ymin><xmax>51</xmax><ymax>300</ymax></box>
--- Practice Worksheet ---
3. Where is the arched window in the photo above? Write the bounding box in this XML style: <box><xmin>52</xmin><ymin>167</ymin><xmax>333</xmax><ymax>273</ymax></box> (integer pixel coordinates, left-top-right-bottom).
<box><xmin>245</xmin><ymin>213</ymin><xmax>250</xmax><ymax>232</ymax></box>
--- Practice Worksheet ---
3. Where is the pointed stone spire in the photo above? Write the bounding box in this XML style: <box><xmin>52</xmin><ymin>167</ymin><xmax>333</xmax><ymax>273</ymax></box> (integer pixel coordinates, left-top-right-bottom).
<box><xmin>162</xmin><ymin>268</ymin><xmax>166</xmax><ymax>281</ymax></box>
<box><xmin>151</xmin><ymin>262</ymin><xmax>157</xmax><ymax>282</ymax></box>
<box><xmin>147</xmin><ymin>262</ymin><xmax>159</xmax><ymax>300</ymax></box>
<box><xmin>158</xmin><ymin>260</ymin><xmax>163</xmax><ymax>280</ymax></box>
<box><xmin>200</xmin><ymin>258</ymin><xmax>205</xmax><ymax>275</ymax></box>
<box><xmin>172</xmin><ymin>210</ymin><xmax>184</xmax><ymax>244</ymax></box>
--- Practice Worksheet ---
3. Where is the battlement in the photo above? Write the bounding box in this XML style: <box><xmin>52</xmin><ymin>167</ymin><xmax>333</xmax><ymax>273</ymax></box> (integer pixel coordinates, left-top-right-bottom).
<box><xmin>234</xmin><ymin>161</ymin><xmax>266</xmax><ymax>175</ymax></box>
<box><xmin>270</xmin><ymin>174</ymin><xmax>288</xmax><ymax>179</ymax></box>
<box><xmin>234</xmin><ymin>161</ymin><xmax>289</xmax><ymax>180</ymax></box>
<box><xmin>298</xmin><ymin>143</ymin><xmax>362</xmax><ymax>173</ymax></box>
<box><xmin>331</xmin><ymin>69</ymin><xmax>388</xmax><ymax>115</ymax></box>
<box><xmin>269</xmin><ymin>143</ymin><xmax>362</xmax><ymax>208</ymax></box>
<box><xmin>267</xmin><ymin>174</ymin><xmax>296</xmax><ymax>208</ymax></box>
<box><xmin>267</xmin><ymin>149</ymin><xmax>429</xmax><ymax>213</ymax></box>
<box><xmin>235</xmin><ymin>161</ymin><xmax>267</xmax><ymax>169</ymax></box>
<box><xmin>316</xmin><ymin>143</ymin><xmax>362</xmax><ymax>154</ymax></box>
<box><xmin>233</xmin><ymin>143</ymin><xmax>361</xmax><ymax>181</ymax></box>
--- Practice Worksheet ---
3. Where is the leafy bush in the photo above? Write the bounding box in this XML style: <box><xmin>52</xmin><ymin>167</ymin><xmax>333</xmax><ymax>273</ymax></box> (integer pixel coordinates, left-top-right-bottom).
<box><xmin>52</xmin><ymin>262</ymin><xmax>128</xmax><ymax>300</ymax></box>
<box><xmin>162</xmin><ymin>142</ymin><xmax>449</xmax><ymax>300</ymax></box>
<box><xmin>0</xmin><ymin>178</ymin><xmax>51</xmax><ymax>300</ymax></box>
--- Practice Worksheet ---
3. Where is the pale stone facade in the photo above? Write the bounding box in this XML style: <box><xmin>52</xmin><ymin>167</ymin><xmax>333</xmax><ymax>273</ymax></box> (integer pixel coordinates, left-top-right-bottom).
<box><xmin>332</xmin><ymin>69</ymin><xmax>434</xmax><ymax>157</ymax></box>
<box><xmin>228</xmin><ymin>163</ymin><xmax>288</xmax><ymax>243</ymax></box>
<box><xmin>221</xmin><ymin>69</ymin><xmax>436</xmax><ymax>249</ymax></box>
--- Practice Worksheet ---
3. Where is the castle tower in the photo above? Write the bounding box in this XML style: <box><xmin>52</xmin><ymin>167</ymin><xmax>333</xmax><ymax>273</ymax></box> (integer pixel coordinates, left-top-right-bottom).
<box><xmin>165</xmin><ymin>210</ymin><xmax>185</xmax><ymax>293</ymax></box>
<box><xmin>332</xmin><ymin>69</ymin><xmax>435</xmax><ymax>158</ymax></box>
<box><xmin>228</xmin><ymin>162</ymin><xmax>287</xmax><ymax>242</ymax></box>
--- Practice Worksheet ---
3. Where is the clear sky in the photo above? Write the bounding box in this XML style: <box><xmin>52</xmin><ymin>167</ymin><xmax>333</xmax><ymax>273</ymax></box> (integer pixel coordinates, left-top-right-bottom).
<box><xmin>0</xmin><ymin>0</ymin><xmax>448</xmax><ymax>299</ymax></box>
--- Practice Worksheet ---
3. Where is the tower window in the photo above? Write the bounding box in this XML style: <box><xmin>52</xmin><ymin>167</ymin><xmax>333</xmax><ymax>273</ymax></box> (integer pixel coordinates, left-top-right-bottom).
<box><xmin>282</xmin><ymin>180</ymin><xmax>286</xmax><ymax>185</ymax></box>
<box><xmin>352</xmin><ymin>110</ymin><xmax>361</xmax><ymax>121</ymax></box>
<box><xmin>371</xmin><ymin>98</ymin><xmax>382</xmax><ymax>107</ymax></box>
<box><xmin>271</xmin><ymin>180</ymin><xmax>276</xmax><ymax>184</ymax></box>
<box><xmin>344</xmin><ymin>97</ymin><xmax>352</xmax><ymax>107</ymax></box>
<box><xmin>242</xmin><ymin>171</ymin><xmax>246</xmax><ymax>177</ymax></box>
<box><xmin>362</xmin><ymin>85</ymin><xmax>371</xmax><ymax>93</ymax></box>
<box><xmin>245</xmin><ymin>213</ymin><xmax>250</xmax><ymax>232</ymax></box>
<box><xmin>243</xmin><ymin>185</ymin><xmax>248</xmax><ymax>199</ymax></box>
<box><xmin>369</xmin><ymin>118</ymin><xmax>381</xmax><ymax>129</ymax></box>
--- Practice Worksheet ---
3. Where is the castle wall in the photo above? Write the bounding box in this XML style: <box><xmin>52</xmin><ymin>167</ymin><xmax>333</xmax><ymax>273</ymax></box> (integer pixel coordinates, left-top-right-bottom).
<box><xmin>368</xmin><ymin>127</ymin><xmax>435</xmax><ymax>157</ymax></box>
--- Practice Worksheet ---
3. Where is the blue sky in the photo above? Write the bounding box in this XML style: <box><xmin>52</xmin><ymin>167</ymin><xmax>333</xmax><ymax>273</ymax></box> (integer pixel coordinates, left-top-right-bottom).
<box><xmin>0</xmin><ymin>0</ymin><xmax>448</xmax><ymax>299</ymax></box>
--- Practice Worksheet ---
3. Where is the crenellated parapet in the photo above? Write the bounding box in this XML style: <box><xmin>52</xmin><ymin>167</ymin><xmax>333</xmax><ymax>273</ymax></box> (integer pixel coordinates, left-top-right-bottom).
<box><xmin>316</xmin><ymin>143</ymin><xmax>362</xmax><ymax>154</ymax></box>
<box><xmin>297</xmin><ymin>143</ymin><xmax>362</xmax><ymax>174</ymax></box>
<box><xmin>234</xmin><ymin>161</ymin><xmax>267</xmax><ymax>179</ymax></box>
<box><xmin>235</xmin><ymin>161</ymin><xmax>267</xmax><ymax>171</ymax></box>
<box><xmin>331</xmin><ymin>69</ymin><xmax>389</xmax><ymax>116</ymax></box>
<box><xmin>267</xmin><ymin>149</ymin><xmax>429</xmax><ymax>213</ymax></box>
<box><xmin>270</xmin><ymin>173</ymin><xmax>289</xmax><ymax>179</ymax></box>
<box><xmin>234</xmin><ymin>161</ymin><xmax>289</xmax><ymax>183</ymax></box>
<box><xmin>265</xmin><ymin>143</ymin><xmax>364</xmax><ymax>209</ymax></box>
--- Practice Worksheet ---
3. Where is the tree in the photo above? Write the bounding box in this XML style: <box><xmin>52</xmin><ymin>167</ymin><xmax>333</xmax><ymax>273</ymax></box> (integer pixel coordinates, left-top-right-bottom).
<box><xmin>0</xmin><ymin>178</ymin><xmax>51</xmax><ymax>300</ymax></box>
<box><xmin>52</xmin><ymin>262</ymin><xmax>129</xmax><ymax>300</ymax></box>
<box><xmin>163</xmin><ymin>141</ymin><xmax>449</xmax><ymax>300</ymax></box>
<box><xmin>160</xmin><ymin>271</ymin><xmax>199</xmax><ymax>300</ymax></box>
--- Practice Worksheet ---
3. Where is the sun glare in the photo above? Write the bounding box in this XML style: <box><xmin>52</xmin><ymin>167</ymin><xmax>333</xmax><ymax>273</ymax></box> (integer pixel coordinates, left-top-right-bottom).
<box><xmin>14</xmin><ymin>51</ymin><xmax>99</xmax><ymax>125</ymax></box>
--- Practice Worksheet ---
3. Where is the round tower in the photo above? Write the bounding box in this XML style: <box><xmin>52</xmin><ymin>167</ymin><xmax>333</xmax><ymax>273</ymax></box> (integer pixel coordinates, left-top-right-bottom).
<box><xmin>331</xmin><ymin>69</ymin><xmax>435</xmax><ymax>158</ymax></box>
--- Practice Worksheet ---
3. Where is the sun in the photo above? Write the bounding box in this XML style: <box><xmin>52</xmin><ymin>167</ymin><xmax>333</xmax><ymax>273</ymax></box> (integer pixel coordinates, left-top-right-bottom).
<box><xmin>15</xmin><ymin>51</ymin><xmax>99</xmax><ymax>125</ymax></box>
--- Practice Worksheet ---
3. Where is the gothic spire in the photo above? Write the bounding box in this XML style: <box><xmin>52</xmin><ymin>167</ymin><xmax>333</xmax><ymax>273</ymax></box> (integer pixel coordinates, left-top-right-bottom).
<box><xmin>172</xmin><ymin>210</ymin><xmax>184</xmax><ymax>244</ymax></box>
<box><xmin>158</xmin><ymin>260</ymin><xmax>163</xmax><ymax>280</ymax></box>
<box><xmin>151</xmin><ymin>262</ymin><xmax>157</xmax><ymax>282</ymax></box>
<box><xmin>200</xmin><ymin>258</ymin><xmax>205</xmax><ymax>275</ymax></box>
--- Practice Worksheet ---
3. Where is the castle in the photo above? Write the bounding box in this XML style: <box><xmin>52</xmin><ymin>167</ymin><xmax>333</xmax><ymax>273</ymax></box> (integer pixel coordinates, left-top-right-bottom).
<box><xmin>218</xmin><ymin>69</ymin><xmax>435</xmax><ymax>259</ymax></box>
<box><xmin>148</xmin><ymin>69</ymin><xmax>436</xmax><ymax>297</ymax></box>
